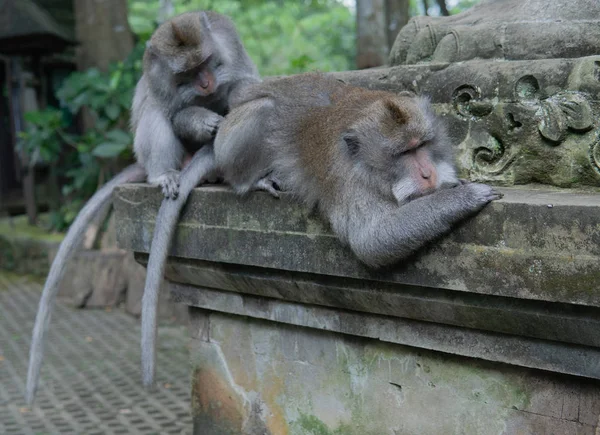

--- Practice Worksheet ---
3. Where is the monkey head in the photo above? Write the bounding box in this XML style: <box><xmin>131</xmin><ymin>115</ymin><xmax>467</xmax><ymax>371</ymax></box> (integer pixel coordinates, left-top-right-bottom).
<box><xmin>342</xmin><ymin>96</ymin><xmax>458</xmax><ymax>204</ymax></box>
<box><xmin>146</xmin><ymin>12</ymin><xmax>231</xmax><ymax>99</ymax></box>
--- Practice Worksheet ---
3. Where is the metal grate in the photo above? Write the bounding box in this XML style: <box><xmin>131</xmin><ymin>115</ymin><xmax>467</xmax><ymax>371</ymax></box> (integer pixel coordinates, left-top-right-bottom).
<box><xmin>0</xmin><ymin>274</ymin><xmax>192</xmax><ymax>435</ymax></box>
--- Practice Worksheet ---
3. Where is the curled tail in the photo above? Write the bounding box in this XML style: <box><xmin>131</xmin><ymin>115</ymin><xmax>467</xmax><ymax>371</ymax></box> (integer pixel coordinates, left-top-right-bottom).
<box><xmin>26</xmin><ymin>163</ymin><xmax>146</xmax><ymax>404</ymax></box>
<box><xmin>141</xmin><ymin>145</ymin><xmax>216</xmax><ymax>387</ymax></box>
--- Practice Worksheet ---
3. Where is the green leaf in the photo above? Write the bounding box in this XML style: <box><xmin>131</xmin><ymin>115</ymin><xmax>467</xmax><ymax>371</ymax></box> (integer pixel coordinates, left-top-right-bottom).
<box><xmin>105</xmin><ymin>129</ymin><xmax>131</xmax><ymax>145</ymax></box>
<box><xmin>92</xmin><ymin>142</ymin><xmax>128</xmax><ymax>158</ymax></box>
<box><xmin>105</xmin><ymin>103</ymin><xmax>120</xmax><ymax>121</ymax></box>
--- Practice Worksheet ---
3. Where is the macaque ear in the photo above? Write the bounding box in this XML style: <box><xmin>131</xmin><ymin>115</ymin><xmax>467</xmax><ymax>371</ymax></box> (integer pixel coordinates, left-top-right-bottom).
<box><xmin>385</xmin><ymin>100</ymin><xmax>409</xmax><ymax>125</ymax></box>
<box><xmin>171</xmin><ymin>22</ymin><xmax>185</xmax><ymax>45</ymax></box>
<box><xmin>342</xmin><ymin>132</ymin><xmax>361</xmax><ymax>157</ymax></box>
<box><xmin>199</xmin><ymin>12</ymin><xmax>212</xmax><ymax>32</ymax></box>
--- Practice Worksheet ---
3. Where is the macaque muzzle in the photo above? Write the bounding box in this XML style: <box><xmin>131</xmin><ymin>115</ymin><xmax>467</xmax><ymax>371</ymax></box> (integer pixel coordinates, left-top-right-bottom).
<box><xmin>195</xmin><ymin>70</ymin><xmax>216</xmax><ymax>95</ymax></box>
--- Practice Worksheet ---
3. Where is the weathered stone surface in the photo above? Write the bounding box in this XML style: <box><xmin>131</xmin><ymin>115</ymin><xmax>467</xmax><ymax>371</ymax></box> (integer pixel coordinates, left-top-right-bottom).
<box><xmin>151</xmin><ymin>259</ymin><xmax>600</xmax><ymax>349</ymax></box>
<box><xmin>187</xmin><ymin>307</ymin><xmax>600</xmax><ymax>435</ymax></box>
<box><xmin>114</xmin><ymin>184</ymin><xmax>600</xmax><ymax>307</ymax></box>
<box><xmin>58</xmin><ymin>249</ymin><xmax>128</xmax><ymax>307</ymax></box>
<box><xmin>176</xmin><ymin>285</ymin><xmax>600</xmax><ymax>380</ymax></box>
<box><xmin>124</xmin><ymin>252</ymin><xmax>189</xmax><ymax>324</ymax></box>
<box><xmin>389</xmin><ymin>0</ymin><xmax>600</xmax><ymax>65</ymax></box>
<box><xmin>115</xmin><ymin>183</ymin><xmax>600</xmax><ymax>384</ymax></box>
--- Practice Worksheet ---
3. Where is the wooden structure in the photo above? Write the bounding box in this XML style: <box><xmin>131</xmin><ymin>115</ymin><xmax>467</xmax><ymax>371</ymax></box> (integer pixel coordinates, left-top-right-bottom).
<box><xmin>0</xmin><ymin>0</ymin><xmax>75</xmax><ymax>220</ymax></box>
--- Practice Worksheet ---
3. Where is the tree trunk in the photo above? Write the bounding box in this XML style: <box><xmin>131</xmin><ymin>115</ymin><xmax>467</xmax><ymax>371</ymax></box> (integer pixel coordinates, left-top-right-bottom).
<box><xmin>386</xmin><ymin>0</ymin><xmax>410</xmax><ymax>52</ymax></box>
<box><xmin>73</xmin><ymin>0</ymin><xmax>135</xmax><ymax>71</ymax></box>
<box><xmin>356</xmin><ymin>0</ymin><xmax>388</xmax><ymax>69</ymax></box>
<box><xmin>436</xmin><ymin>0</ymin><xmax>450</xmax><ymax>15</ymax></box>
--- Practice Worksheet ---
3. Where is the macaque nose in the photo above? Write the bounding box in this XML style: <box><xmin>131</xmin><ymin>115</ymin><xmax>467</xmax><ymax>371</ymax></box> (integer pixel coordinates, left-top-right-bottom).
<box><xmin>198</xmin><ymin>73</ymin><xmax>210</xmax><ymax>89</ymax></box>
<box><xmin>420</xmin><ymin>167</ymin><xmax>431</xmax><ymax>179</ymax></box>
<box><xmin>408</xmin><ymin>138</ymin><xmax>420</xmax><ymax>149</ymax></box>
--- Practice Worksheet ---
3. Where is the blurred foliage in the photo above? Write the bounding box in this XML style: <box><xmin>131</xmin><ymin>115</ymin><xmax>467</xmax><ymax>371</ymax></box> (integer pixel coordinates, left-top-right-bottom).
<box><xmin>19</xmin><ymin>0</ymin><xmax>480</xmax><ymax>231</ymax></box>
<box><xmin>129</xmin><ymin>0</ymin><xmax>356</xmax><ymax>75</ymax></box>
<box><xmin>18</xmin><ymin>45</ymin><xmax>142</xmax><ymax>230</ymax></box>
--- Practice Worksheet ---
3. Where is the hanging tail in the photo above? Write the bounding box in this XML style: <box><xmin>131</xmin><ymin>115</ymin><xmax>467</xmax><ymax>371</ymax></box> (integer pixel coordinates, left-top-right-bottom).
<box><xmin>141</xmin><ymin>145</ymin><xmax>216</xmax><ymax>387</ymax></box>
<box><xmin>26</xmin><ymin>163</ymin><xmax>146</xmax><ymax>404</ymax></box>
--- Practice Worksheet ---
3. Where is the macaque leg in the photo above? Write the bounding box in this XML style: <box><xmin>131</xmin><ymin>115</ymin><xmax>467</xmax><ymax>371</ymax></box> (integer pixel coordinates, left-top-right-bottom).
<box><xmin>135</xmin><ymin>105</ymin><xmax>184</xmax><ymax>199</ymax></box>
<box><xmin>182</xmin><ymin>152</ymin><xmax>194</xmax><ymax>168</ymax></box>
<box><xmin>172</xmin><ymin>106</ymin><xmax>224</xmax><ymax>144</ymax></box>
<box><xmin>343</xmin><ymin>183</ymin><xmax>501</xmax><ymax>268</ymax></box>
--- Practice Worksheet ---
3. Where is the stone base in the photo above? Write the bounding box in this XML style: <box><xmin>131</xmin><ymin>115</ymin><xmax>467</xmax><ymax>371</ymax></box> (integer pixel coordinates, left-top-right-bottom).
<box><xmin>188</xmin><ymin>306</ymin><xmax>600</xmax><ymax>435</ymax></box>
<box><xmin>56</xmin><ymin>249</ymin><xmax>188</xmax><ymax>324</ymax></box>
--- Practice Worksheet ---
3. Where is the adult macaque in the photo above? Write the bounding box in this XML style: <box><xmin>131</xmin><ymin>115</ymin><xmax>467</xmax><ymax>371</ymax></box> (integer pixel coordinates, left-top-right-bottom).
<box><xmin>132</xmin><ymin>10</ymin><xmax>259</xmax><ymax>198</ymax></box>
<box><xmin>26</xmin><ymin>10</ymin><xmax>259</xmax><ymax>404</ymax></box>
<box><xmin>139</xmin><ymin>72</ymin><xmax>500</xmax><ymax>386</ymax></box>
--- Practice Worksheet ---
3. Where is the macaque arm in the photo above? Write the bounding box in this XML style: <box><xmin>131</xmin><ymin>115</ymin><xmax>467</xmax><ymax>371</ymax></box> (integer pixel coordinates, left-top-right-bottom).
<box><xmin>171</xmin><ymin>106</ymin><xmax>223</xmax><ymax>144</ymax></box>
<box><xmin>343</xmin><ymin>183</ymin><xmax>500</xmax><ymax>268</ymax></box>
<box><xmin>26</xmin><ymin>164</ymin><xmax>146</xmax><ymax>404</ymax></box>
<box><xmin>134</xmin><ymin>104</ymin><xmax>184</xmax><ymax>199</ymax></box>
<box><xmin>141</xmin><ymin>145</ymin><xmax>216</xmax><ymax>387</ymax></box>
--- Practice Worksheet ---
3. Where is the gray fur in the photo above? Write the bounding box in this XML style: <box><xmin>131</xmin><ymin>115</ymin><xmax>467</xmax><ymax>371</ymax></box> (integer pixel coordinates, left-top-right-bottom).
<box><xmin>26</xmin><ymin>164</ymin><xmax>146</xmax><ymax>404</ymax></box>
<box><xmin>131</xmin><ymin>10</ymin><xmax>260</xmax><ymax>199</ymax></box>
<box><xmin>213</xmin><ymin>73</ymin><xmax>500</xmax><ymax>268</ymax></box>
<box><xmin>141</xmin><ymin>146</ymin><xmax>216</xmax><ymax>387</ymax></box>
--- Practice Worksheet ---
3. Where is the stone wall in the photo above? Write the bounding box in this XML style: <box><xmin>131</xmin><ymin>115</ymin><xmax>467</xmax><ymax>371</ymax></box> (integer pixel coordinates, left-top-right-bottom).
<box><xmin>114</xmin><ymin>184</ymin><xmax>600</xmax><ymax>434</ymax></box>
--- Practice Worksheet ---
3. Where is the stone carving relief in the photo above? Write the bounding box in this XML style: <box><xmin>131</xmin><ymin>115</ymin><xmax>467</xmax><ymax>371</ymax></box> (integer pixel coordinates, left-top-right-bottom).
<box><xmin>381</xmin><ymin>0</ymin><xmax>600</xmax><ymax>187</ymax></box>
<box><xmin>389</xmin><ymin>0</ymin><xmax>600</xmax><ymax>66</ymax></box>
<box><xmin>451</xmin><ymin>68</ymin><xmax>599</xmax><ymax>185</ymax></box>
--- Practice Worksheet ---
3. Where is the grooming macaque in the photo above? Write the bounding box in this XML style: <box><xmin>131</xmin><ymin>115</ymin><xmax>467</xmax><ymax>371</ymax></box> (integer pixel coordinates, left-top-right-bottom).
<box><xmin>132</xmin><ymin>10</ymin><xmax>259</xmax><ymax>198</ymax></box>
<box><xmin>26</xmin><ymin>10</ymin><xmax>259</xmax><ymax>404</ymax></box>
<box><xmin>140</xmin><ymin>72</ymin><xmax>500</xmax><ymax>386</ymax></box>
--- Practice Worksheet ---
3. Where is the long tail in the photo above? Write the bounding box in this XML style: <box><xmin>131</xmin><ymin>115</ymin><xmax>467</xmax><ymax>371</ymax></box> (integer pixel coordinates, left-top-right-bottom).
<box><xmin>141</xmin><ymin>145</ymin><xmax>216</xmax><ymax>387</ymax></box>
<box><xmin>26</xmin><ymin>163</ymin><xmax>146</xmax><ymax>404</ymax></box>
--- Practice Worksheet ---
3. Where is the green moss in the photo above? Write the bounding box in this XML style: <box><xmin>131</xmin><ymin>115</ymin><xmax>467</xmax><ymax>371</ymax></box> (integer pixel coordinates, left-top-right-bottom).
<box><xmin>0</xmin><ymin>215</ymin><xmax>62</xmax><ymax>276</ymax></box>
<box><xmin>293</xmin><ymin>414</ymin><xmax>332</xmax><ymax>435</ymax></box>
<box><xmin>0</xmin><ymin>271</ymin><xmax>45</xmax><ymax>290</ymax></box>
<box><xmin>0</xmin><ymin>215</ymin><xmax>64</xmax><ymax>243</ymax></box>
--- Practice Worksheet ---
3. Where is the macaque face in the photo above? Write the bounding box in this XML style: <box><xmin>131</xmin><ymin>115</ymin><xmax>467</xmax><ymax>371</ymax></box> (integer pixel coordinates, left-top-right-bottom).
<box><xmin>173</xmin><ymin>55</ymin><xmax>221</xmax><ymax>97</ymax></box>
<box><xmin>344</xmin><ymin>97</ymin><xmax>458</xmax><ymax>204</ymax></box>
<box><xmin>154</xmin><ymin>16</ymin><xmax>226</xmax><ymax>99</ymax></box>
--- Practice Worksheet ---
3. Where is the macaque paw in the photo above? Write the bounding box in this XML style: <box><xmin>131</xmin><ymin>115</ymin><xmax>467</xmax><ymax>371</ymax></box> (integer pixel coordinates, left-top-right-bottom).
<box><xmin>204</xmin><ymin>113</ymin><xmax>224</xmax><ymax>137</ymax></box>
<box><xmin>154</xmin><ymin>171</ymin><xmax>181</xmax><ymax>199</ymax></box>
<box><xmin>253</xmin><ymin>177</ymin><xmax>282</xmax><ymax>198</ymax></box>
<box><xmin>465</xmin><ymin>182</ymin><xmax>503</xmax><ymax>205</ymax></box>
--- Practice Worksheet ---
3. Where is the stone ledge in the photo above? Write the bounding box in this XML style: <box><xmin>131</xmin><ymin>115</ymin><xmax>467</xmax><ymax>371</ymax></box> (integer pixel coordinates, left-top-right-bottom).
<box><xmin>113</xmin><ymin>184</ymin><xmax>600</xmax><ymax>378</ymax></box>
<box><xmin>114</xmin><ymin>184</ymin><xmax>600</xmax><ymax>306</ymax></box>
<box><xmin>174</xmin><ymin>284</ymin><xmax>600</xmax><ymax>381</ymax></box>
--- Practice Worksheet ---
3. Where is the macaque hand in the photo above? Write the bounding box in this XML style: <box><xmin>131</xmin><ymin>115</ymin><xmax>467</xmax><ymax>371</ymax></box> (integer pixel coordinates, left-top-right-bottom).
<box><xmin>203</xmin><ymin>112</ymin><xmax>225</xmax><ymax>138</ymax></box>
<box><xmin>461</xmin><ymin>182</ymin><xmax>503</xmax><ymax>208</ymax></box>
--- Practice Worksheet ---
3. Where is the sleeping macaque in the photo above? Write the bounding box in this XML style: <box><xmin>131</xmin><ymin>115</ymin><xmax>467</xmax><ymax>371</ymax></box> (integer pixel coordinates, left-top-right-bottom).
<box><xmin>26</xmin><ymin>10</ymin><xmax>260</xmax><ymax>404</ymax></box>
<box><xmin>139</xmin><ymin>72</ymin><xmax>500</xmax><ymax>386</ymax></box>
